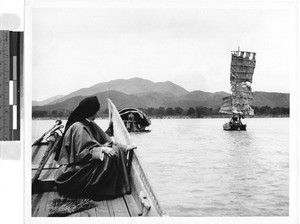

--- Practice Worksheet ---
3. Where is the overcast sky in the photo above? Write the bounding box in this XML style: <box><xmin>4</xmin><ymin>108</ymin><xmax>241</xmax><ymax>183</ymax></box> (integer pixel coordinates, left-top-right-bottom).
<box><xmin>31</xmin><ymin>2</ymin><xmax>297</xmax><ymax>101</ymax></box>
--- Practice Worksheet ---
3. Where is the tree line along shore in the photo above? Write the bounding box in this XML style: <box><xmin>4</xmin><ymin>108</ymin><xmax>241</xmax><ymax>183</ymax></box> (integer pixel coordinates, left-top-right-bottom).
<box><xmin>32</xmin><ymin>105</ymin><xmax>289</xmax><ymax>119</ymax></box>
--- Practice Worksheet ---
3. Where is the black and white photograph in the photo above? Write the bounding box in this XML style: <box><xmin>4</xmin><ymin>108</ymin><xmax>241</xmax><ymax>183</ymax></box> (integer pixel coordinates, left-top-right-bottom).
<box><xmin>15</xmin><ymin>0</ymin><xmax>299</xmax><ymax>223</ymax></box>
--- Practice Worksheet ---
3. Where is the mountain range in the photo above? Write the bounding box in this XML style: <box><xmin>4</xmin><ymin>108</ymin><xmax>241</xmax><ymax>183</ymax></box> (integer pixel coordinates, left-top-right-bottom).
<box><xmin>32</xmin><ymin>94</ymin><xmax>64</xmax><ymax>106</ymax></box>
<box><xmin>32</xmin><ymin>78</ymin><xmax>290</xmax><ymax>113</ymax></box>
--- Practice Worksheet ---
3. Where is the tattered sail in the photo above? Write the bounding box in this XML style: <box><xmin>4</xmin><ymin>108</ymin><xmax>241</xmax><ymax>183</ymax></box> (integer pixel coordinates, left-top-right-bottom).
<box><xmin>219</xmin><ymin>96</ymin><xmax>233</xmax><ymax>114</ymax></box>
<box><xmin>219</xmin><ymin>49</ymin><xmax>256</xmax><ymax>116</ymax></box>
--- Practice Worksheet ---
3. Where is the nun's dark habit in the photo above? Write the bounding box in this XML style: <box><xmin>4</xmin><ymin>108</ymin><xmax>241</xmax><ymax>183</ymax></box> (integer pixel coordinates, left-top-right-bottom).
<box><xmin>54</xmin><ymin>96</ymin><xmax>131</xmax><ymax>200</ymax></box>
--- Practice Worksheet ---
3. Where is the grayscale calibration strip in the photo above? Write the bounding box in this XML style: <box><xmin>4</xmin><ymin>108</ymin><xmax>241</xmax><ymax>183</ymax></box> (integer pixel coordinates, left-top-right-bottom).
<box><xmin>0</xmin><ymin>30</ymin><xmax>23</xmax><ymax>141</ymax></box>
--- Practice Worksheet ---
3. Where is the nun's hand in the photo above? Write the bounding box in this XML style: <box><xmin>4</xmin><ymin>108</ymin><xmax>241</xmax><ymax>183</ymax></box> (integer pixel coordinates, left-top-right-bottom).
<box><xmin>102</xmin><ymin>146</ymin><xmax>116</xmax><ymax>158</ymax></box>
<box><xmin>126</xmin><ymin>144</ymin><xmax>137</xmax><ymax>151</ymax></box>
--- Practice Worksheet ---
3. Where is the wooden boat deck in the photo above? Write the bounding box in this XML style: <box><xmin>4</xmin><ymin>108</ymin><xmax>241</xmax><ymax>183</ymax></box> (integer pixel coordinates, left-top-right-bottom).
<box><xmin>32</xmin><ymin>103</ymin><xmax>164</xmax><ymax>217</ymax></box>
<box><xmin>32</xmin><ymin>191</ymin><xmax>141</xmax><ymax>217</ymax></box>
<box><xmin>32</xmin><ymin>142</ymin><xmax>142</xmax><ymax>217</ymax></box>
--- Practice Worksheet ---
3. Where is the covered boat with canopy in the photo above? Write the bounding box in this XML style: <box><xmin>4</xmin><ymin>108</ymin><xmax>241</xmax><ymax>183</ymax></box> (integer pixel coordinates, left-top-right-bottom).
<box><xmin>118</xmin><ymin>108</ymin><xmax>151</xmax><ymax>132</ymax></box>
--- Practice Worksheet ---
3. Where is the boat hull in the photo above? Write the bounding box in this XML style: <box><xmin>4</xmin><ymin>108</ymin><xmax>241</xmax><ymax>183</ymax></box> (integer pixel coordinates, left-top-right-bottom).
<box><xmin>108</xmin><ymin>99</ymin><xmax>163</xmax><ymax>216</ymax></box>
<box><xmin>223</xmin><ymin>122</ymin><xmax>246</xmax><ymax>131</ymax></box>
<box><xmin>32</xmin><ymin>100</ymin><xmax>164</xmax><ymax>217</ymax></box>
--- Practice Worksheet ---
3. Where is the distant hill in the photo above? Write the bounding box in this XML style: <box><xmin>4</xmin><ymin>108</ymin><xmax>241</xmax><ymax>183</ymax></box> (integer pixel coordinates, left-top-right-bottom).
<box><xmin>33</xmin><ymin>92</ymin><xmax>289</xmax><ymax>117</ymax></box>
<box><xmin>135</xmin><ymin>91</ymin><xmax>178</xmax><ymax>108</ymax></box>
<box><xmin>252</xmin><ymin>91</ymin><xmax>289</xmax><ymax>108</ymax></box>
<box><xmin>32</xmin><ymin>94</ymin><xmax>64</xmax><ymax>106</ymax></box>
<box><xmin>45</xmin><ymin>77</ymin><xmax>189</xmax><ymax>105</ymax></box>
<box><xmin>175</xmin><ymin>91</ymin><xmax>230</xmax><ymax>109</ymax></box>
<box><xmin>33</xmin><ymin>90</ymin><xmax>148</xmax><ymax>112</ymax></box>
<box><xmin>32</xmin><ymin>78</ymin><xmax>290</xmax><ymax>115</ymax></box>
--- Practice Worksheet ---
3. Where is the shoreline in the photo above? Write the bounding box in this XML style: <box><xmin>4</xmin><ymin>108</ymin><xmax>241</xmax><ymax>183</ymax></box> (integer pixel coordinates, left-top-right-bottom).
<box><xmin>32</xmin><ymin>114</ymin><xmax>290</xmax><ymax>120</ymax></box>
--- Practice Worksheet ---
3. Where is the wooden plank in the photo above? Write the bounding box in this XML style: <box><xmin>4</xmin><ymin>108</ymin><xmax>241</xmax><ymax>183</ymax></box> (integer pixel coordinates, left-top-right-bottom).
<box><xmin>38</xmin><ymin>169</ymin><xmax>52</xmax><ymax>179</ymax></box>
<box><xmin>32</xmin><ymin>168</ymin><xmax>57</xmax><ymax>181</ymax></box>
<box><xmin>48</xmin><ymin>168</ymin><xmax>57</xmax><ymax>180</ymax></box>
<box><xmin>32</xmin><ymin>144</ymin><xmax>42</xmax><ymax>162</ymax></box>
<box><xmin>32</xmin><ymin>194</ymin><xmax>38</xmax><ymax>205</ymax></box>
<box><xmin>95</xmin><ymin>201</ymin><xmax>110</xmax><ymax>217</ymax></box>
<box><xmin>32</xmin><ymin>144</ymin><xmax>57</xmax><ymax>167</ymax></box>
<box><xmin>32</xmin><ymin>143</ymin><xmax>49</xmax><ymax>164</ymax></box>
<box><xmin>32</xmin><ymin>193</ymin><xmax>43</xmax><ymax>216</ymax></box>
<box><xmin>32</xmin><ymin>163</ymin><xmax>59</xmax><ymax>170</ymax></box>
<box><xmin>123</xmin><ymin>194</ymin><xmax>142</xmax><ymax>217</ymax></box>
<box><xmin>45</xmin><ymin>153</ymin><xmax>58</xmax><ymax>167</ymax></box>
<box><xmin>80</xmin><ymin>207</ymin><xmax>96</xmax><ymax>217</ymax></box>
<box><xmin>106</xmin><ymin>200</ymin><xmax>115</xmax><ymax>217</ymax></box>
<box><xmin>44</xmin><ymin>191</ymin><xmax>54</xmax><ymax>216</ymax></box>
<box><xmin>110</xmin><ymin>197</ymin><xmax>130</xmax><ymax>217</ymax></box>
<box><xmin>35</xmin><ymin>192</ymin><xmax>49</xmax><ymax>217</ymax></box>
<box><xmin>68</xmin><ymin>212</ymin><xmax>80</xmax><ymax>217</ymax></box>
<box><xmin>31</xmin><ymin>194</ymin><xmax>39</xmax><ymax>216</ymax></box>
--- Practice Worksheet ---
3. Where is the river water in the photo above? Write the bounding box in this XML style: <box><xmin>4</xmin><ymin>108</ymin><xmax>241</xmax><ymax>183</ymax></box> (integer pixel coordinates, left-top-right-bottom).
<box><xmin>32</xmin><ymin>118</ymin><xmax>289</xmax><ymax>216</ymax></box>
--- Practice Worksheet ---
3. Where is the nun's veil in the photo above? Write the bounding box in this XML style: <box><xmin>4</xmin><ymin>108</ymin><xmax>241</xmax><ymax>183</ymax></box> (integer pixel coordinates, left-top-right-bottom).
<box><xmin>55</xmin><ymin>96</ymin><xmax>100</xmax><ymax>160</ymax></box>
<box><xmin>64</xmin><ymin>96</ymin><xmax>100</xmax><ymax>132</ymax></box>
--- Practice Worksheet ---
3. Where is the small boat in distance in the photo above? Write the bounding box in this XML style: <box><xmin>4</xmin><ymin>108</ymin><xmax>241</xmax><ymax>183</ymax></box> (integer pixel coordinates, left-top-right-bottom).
<box><xmin>119</xmin><ymin>108</ymin><xmax>151</xmax><ymax>132</ymax></box>
<box><xmin>219</xmin><ymin>47</ymin><xmax>256</xmax><ymax>131</ymax></box>
<box><xmin>223</xmin><ymin>112</ymin><xmax>246</xmax><ymax>131</ymax></box>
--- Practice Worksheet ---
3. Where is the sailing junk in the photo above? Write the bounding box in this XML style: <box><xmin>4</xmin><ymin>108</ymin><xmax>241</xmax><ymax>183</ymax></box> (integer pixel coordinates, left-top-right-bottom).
<box><xmin>219</xmin><ymin>49</ymin><xmax>256</xmax><ymax>131</ymax></box>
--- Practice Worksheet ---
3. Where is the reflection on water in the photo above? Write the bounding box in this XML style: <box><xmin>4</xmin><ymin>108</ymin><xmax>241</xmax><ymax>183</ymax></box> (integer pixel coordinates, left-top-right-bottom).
<box><xmin>32</xmin><ymin>118</ymin><xmax>289</xmax><ymax>216</ymax></box>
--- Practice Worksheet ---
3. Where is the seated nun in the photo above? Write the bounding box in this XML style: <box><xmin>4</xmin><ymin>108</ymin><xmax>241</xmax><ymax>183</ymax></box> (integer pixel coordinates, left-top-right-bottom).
<box><xmin>54</xmin><ymin>96</ymin><xmax>136</xmax><ymax>200</ymax></box>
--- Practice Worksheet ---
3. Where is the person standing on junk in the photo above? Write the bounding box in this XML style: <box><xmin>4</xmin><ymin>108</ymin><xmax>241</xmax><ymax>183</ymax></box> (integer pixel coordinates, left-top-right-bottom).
<box><xmin>54</xmin><ymin>96</ymin><xmax>137</xmax><ymax>200</ymax></box>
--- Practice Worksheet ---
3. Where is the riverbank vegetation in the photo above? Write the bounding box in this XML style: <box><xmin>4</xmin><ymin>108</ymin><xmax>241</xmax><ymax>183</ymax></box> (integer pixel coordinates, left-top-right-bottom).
<box><xmin>32</xmin><ymin>105</ymin><xmax>289</xmax><ymax>119</ymax></box>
